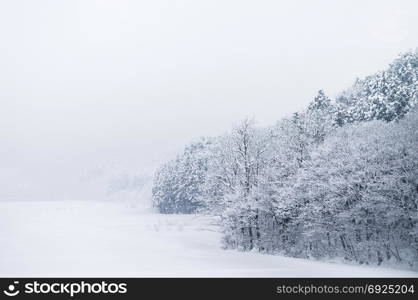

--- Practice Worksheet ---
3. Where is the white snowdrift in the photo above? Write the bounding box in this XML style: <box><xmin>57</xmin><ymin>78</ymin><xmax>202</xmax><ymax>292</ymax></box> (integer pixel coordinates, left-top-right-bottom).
<box><xmin>0</xmin><ymin>200</ymin><xmax>416</xmax><ymax>277</ymax></box>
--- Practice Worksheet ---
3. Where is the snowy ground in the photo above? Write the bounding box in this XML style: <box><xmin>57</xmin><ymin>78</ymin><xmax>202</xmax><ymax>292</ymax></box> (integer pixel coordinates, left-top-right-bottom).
<box><xmin>0</xmin><ymin>200</ymin><xmax>417</xmax><ymax>277</ymax></box>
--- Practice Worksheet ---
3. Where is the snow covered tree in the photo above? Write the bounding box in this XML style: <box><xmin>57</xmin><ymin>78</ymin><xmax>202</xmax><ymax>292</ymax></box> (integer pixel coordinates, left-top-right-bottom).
<box><xmin>283</xmin><ymin>108</ymin><xmax>418</xmax><ymax>265</ymax></box>
<box><xmin>209</xmin><ymin>119</ymin><xmax>274</xmax><ymax>250</ymax></box>
<box><xmin>152</xmin><ymin>137</ymin><xmax>215</xmax><ymax>213</ymax></box>
<box><xmin>336</xmin><ymin>50</ymin><xmax>418</xmax><ymax>124</ymax></box>
<box><xmin>306</xmin><ymin>90</ymin><xmax>336</xmax><ymax>143</ymax></box>
<box><xmin>152</xmin><ymin>49</ymin><xmax>418</xmax><ymax>269</ymax></box>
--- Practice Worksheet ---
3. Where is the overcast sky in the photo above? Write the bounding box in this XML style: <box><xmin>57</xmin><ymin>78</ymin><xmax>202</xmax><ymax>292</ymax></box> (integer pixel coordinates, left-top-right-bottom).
<box><xmin>1</xmin><ymin>0</ymin><xmax>417</xmax><ymax>200</ymax></box>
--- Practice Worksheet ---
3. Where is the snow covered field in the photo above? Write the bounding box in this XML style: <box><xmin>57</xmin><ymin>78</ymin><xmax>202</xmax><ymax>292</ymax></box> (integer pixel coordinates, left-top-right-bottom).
<box><xmin>0</xmin><ymin>200</ymin><xmax>416</xmax><ymax>277</ymax></box>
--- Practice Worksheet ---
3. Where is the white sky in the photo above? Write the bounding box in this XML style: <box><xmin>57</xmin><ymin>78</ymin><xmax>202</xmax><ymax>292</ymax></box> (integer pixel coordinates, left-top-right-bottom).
<box><xmin>0</xmin><ymin>0</ymin><xmax>417</xmax><ymax>200</ymax></box>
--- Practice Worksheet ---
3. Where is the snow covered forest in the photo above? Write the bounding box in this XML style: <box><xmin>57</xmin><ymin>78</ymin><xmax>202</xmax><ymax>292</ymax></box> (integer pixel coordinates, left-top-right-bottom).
<box><xmin>152</xmin><ymin>50</ymin><xmax>418</xmax><ymax>269</ymax></box>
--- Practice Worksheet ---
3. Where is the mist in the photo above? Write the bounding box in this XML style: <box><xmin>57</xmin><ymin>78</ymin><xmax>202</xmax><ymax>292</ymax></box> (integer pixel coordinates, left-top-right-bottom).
<box><xmin>1</xmin><ymin>0</ymin><xmax>417</xmax><ymax>201</ymax></box>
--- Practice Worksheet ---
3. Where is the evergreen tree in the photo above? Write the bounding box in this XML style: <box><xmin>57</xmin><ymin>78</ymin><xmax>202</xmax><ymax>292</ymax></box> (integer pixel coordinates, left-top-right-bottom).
<box><xmin>336</xmin><ymin>50</ymin><xmax>417</xmax><ymax>123</ymax></box>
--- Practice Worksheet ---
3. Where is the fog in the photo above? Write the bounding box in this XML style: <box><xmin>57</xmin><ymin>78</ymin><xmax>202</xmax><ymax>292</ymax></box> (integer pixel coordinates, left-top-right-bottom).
<box><xmin>1</xmin><ymin>0</ymin><xmax>417</xmax><ymax>200</ymax></box>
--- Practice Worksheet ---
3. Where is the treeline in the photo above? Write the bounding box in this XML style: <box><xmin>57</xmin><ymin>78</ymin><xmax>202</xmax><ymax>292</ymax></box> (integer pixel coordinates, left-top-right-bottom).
<box><xmin>152</xmin><ymin>50</ymin><xmax>418</xmax><ymax>268</ymax></box>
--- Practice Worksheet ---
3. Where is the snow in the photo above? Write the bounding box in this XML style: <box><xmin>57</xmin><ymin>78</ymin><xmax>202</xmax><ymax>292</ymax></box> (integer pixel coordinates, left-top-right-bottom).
<box><xmin>0</xmin><ymin>200</ymin><xmax>416</xmax><ymax>277</ymax></box>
